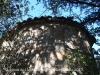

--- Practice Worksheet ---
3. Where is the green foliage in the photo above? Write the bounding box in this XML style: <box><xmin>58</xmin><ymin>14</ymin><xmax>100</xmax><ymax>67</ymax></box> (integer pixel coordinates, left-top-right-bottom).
<box><xmin>64</xmin><ymin>49</ymin><xmax>98</xmax><ymax>75</ymax></box>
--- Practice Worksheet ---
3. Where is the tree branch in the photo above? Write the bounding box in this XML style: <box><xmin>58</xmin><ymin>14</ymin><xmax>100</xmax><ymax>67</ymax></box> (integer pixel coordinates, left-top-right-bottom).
<box><xmin>81</xmin><ymin>15</ymin><xmax>100</xmax><ymax>25</ymax></box>
<box><xmin>67</xmin><ymin>0</ymin><xmax>100</xmax><ymax>7</ymax></box>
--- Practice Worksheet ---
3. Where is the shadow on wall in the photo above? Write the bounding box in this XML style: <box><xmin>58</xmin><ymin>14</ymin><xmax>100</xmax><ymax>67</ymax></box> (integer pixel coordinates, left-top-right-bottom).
<box><xmin>0</xmin><ymin>23</ymin><xmax>98</xmax><ymax>75</ymax></box>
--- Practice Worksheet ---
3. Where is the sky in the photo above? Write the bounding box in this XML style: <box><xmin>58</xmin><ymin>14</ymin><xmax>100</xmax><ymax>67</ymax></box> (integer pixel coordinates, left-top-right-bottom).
<box><xmin>23</xmin><ymin>0</ymin><xmax>82</xmax><ymax>20</ymax></box>
<box><xmin>23</xmin><ymin>0</ymin><xmax>100</xmax><ymax>50</ymax></box>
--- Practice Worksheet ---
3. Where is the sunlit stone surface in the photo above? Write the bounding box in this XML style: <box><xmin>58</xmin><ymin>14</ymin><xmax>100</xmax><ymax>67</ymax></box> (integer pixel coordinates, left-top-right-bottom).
<box><xmin>0</xmin><ymin>19</ymin><xmax>97</xmax><ymax>75</ymax></box>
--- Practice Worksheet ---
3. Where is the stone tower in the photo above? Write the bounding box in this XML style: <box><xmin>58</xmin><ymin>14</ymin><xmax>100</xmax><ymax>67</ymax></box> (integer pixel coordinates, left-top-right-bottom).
<box><xmin>0</xmin><ymin>16</ymin><xmax>98</xmax><ymax>75</ymax></box>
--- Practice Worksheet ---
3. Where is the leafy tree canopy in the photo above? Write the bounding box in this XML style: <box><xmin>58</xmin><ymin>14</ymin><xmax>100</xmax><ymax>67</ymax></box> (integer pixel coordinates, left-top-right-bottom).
<box><xmin>0</xmin><ymin>0</ymin><xmax>32</xmax><ymax>35</ymax></box>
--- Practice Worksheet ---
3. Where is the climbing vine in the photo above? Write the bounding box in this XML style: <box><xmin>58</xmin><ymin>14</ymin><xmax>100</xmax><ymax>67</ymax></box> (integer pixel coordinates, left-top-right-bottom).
<box><xmin>64</xmin><ymin>49</ymin><xmax>98</xmax><ymax>75</ymax></box>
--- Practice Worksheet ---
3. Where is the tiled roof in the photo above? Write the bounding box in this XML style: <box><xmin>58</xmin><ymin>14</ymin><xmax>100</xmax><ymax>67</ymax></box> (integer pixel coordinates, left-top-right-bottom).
<box><xmin>1</xmin><ymin>16</ymin><xmax>96</xmax><ymax>45</ymax></box>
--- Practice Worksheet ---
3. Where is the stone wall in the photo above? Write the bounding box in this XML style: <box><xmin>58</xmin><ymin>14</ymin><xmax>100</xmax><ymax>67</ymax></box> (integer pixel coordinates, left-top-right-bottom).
<box><xmin>0</xmin><ymin>17</ymin><xmax>98</xmax><ymax>75</ymax></box>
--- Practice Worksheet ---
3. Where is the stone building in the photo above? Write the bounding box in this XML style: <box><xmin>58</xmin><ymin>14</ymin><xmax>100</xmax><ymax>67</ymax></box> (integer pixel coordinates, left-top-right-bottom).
<box><xmin>0</xmin><ymin>16</ymin><xmax>98</xmax><ymax>75</ymax></box>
